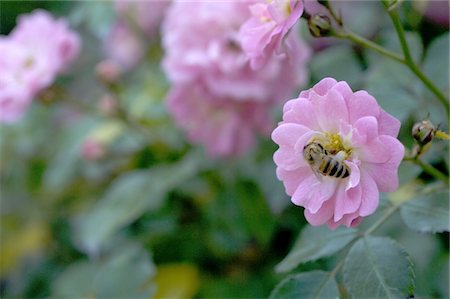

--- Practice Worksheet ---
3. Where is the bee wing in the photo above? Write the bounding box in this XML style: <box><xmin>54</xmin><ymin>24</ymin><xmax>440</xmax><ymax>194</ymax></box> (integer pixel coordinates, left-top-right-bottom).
<box><xmin>310</xmin><ymin>167</ymin><xmax>324</xmax><ymax>182</ymax></box>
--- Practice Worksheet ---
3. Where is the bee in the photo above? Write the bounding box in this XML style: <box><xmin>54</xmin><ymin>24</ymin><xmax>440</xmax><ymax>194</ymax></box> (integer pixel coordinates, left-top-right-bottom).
<box><xmin>303</xmin><ymin>141</ymin><xmax>350</xmax><ymax>179</ymax></box>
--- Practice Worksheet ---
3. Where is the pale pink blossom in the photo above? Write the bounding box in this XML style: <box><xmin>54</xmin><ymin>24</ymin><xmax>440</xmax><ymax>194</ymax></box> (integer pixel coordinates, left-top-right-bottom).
<box><xmin>162</xmin><ymin>1</ymin><xmax>310</xmax><ymax>157</ymax></box>
<box><xmin>167</xmin><ymin>81</ymin><xmax>272</xmax><ymax>157</ymax></box>
<box><xmin>104</xmin><ymin>0</ymin><xmax>171</xmax><ymax>71</ymax></box>
<box><xmin>104</xmin><ymin>22</ymin><xmax>145</xmax><ymax>71</ymax></box>
<box><xmin>0</xmin><ymin>10</ymin><xmax>80</xmax><ymax>123</ymax></box>
<box><xmin>240</xmin><ymin>0</ymin><xmax>304</xmax><ymax>69</ymax></box>
<box><xmin>114</xmin><ymin>0</ymin><xmax>171</xmax><ymax>37</ymax></box>
<box><xmin>272</xmin><ymin>78</ymin><xmax>404</xmax><ymax>228</ymax></box>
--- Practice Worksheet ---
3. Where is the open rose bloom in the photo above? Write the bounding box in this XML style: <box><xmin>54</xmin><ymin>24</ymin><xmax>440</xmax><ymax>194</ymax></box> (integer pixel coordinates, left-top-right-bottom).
<box><xmin>272</xmin><ymin>78</ymin><xmax>404</xmax><ymax>228</ymax></box>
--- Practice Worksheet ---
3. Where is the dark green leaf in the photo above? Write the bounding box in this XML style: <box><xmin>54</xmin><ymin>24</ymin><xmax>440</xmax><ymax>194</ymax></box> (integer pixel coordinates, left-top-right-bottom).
<box><xmin>400</xmin><ymin>190</ymin><xmax>449</xmax><ymax>233</ymax></box>
<box><xmin>343</xmin><ymin>236</ymin><xmax>415</xmax><ymax>299</ymax></box>
<box><xmin>269</xmin><ymin>271</ymin><xmax>339</xmax><ymax>299</ymax></box>
<box><xmin>275</xmin><ymin>226</ymin><xmax>358</xmax><ymax>273</ymax></box>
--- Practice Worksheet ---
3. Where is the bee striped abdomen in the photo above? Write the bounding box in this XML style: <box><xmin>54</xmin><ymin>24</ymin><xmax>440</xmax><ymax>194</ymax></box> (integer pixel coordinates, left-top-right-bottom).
<box><xmin>304</xmin><ymin>142</ymin><xmax>350</xmax><ymax>179</ymax></box>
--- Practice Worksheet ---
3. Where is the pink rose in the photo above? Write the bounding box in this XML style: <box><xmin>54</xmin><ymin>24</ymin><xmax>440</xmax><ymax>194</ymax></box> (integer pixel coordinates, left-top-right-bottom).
<box><xmin>162</xmin><ymin>1</ymin><xmax>310</xmax><ymax>157</ymax></box>
<box><xmin>0</xmin><ymin>10</ymin><xmax>80</xmax><ymax>124</ymax></box>
<box><xmin>272</xmin><ymin>78</ymin><xmax>404</xmax><ymax>228</ymax></box>
<box><xmin>240</xmin><ymin>0</ymin><xmax>304</xmax><ymax>69</ymax></box>
<box><xmin>167</xmin><ymin>81</ymin><xmax>272</xmax><ymax>157</ymax></box>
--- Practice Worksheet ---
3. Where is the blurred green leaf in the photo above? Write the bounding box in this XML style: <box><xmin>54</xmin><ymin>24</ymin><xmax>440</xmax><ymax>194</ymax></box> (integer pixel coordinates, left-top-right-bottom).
<box><xmin>43</xmin><ymin>117</ymin><xmax>98</xmax><ymax>194</ymax></box>
<box><xmin>343</xmin><ymin>236</ymin><xmax>414</xmax><ymax>299</ymax></box>
<box><xmin>275</xmin><ymin>226</ymin><xmax>358</xmax><ymax>273</ymax></box>
<box><xmin>311</xmin><ymin>45</ymin><xmax>362</xmax><ymax>87</ymax></box>
<box><xmin>365</xmin><ymin>60</ymin><xmax>420</xmax><ymax>122</ymax></box>
<box><xmin>423</xmin><ymin>33</ymin><xmax>449</xmax><ymax>96</ymax></box>
<box><xmin>74</xmin><ymin>151</ymin><xmax>202</xmax><ymax>254</ymax></box>
<box><xmin>53</xmin><ymin>242</ymin><xmax>155</xmax><ymax>298</ymax></box>
<box><xmin>269</xmin><ymin>271</ymin><xmax>339</xmax><ymax>299</ymax></box>
<box><xmin>400</xmin><ymin>190</ymin><xmax>449</xmax><ymax>233</ymax></box>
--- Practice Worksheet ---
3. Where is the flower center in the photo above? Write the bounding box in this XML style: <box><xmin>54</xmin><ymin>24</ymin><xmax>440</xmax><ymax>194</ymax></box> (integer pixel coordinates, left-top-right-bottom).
<box><xmin>311</xmin><ymin>133</ymin><xmax>352</xmax><ymax>160</ymax></box>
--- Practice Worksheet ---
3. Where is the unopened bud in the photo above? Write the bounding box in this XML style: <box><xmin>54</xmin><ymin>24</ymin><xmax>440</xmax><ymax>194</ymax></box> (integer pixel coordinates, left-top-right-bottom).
<box><xmin>308</xmin><ymin>14</ymin><xmax>332</xmax><ymax>38</ymax></box>
<box><xmin>98</xmin><ymin>94</ymin><xmax>118</xmax><ymax>116</ymax></box>
<box><xmin>412</xmin><ymin>120</ymin><xmax>436</xmax><ymax>145</ymax></box>
<box><xmin>81</xmin><ymin>137</ymin><xmax>105</xmax><ymax>161</ymax></box>
<box><xmin>96</xmin><ymin>60</ymin><xmax>121</xmax><ymax>85</ymax></box>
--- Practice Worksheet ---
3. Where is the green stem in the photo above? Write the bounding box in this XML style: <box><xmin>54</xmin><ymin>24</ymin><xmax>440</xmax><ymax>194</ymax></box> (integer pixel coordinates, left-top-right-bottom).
<box><xmin>335</xmin><ymin>30</ymin><xmax>404</xmax><ymax>64</ymax></box>
<box><xmin>385</xmin><ymin>4</ymin><xmax>450</xmax><ymax>114</ymax></box>
<box><xmin>330</xmin><ymin>2</ymin><xmax>449</xmax><ymax>114</ymax></box>
<box><xmin>403</xmin><ymin>156</ymin><xmax>449</xmax><ymax>184</ymax></box>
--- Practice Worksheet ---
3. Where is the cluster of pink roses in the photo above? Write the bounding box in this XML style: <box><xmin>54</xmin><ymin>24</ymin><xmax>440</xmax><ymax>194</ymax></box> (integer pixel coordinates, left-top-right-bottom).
<box><xmin>0</xmin><ymin>10</ymin><xmax>80</xmax><ymax>123</ymax></box>
<box><xmin>162</xmin><ymin>0</ymin><xmax>310</xmax><ymax>157</ymax></box>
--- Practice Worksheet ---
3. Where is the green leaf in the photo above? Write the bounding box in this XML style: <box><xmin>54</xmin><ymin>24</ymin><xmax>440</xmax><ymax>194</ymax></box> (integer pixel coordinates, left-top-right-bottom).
<box><xmin>400</xmin><ymin>190</ymin><xmax>449</xmax><ymax>233</ymax></box>
<box><xmin>53</xmin><ymin>242</ymin><xmax>155</xmax><ymax>298</ymax></box>
<box><xmin>423</xmin><ymin>33</ymin><xmax>449</xmax><ymax>96</ymax></box>
<box><xmin>74</xmin><ymin>151</ymin><xmax>202</xmax><ymax>254</ymax></box>
<box><xmin>310</xmin><ymin>45</ymin><xmax>363</xmax><ymax>87</ymax></box>
<box><xmin>365</xmin><ymin>60</ymin><xmax>420</xmax><ymax>122</ymax></box>
<box><xmin>343</xmin><ymin>236</ymin><xmax>415</xmax><ymax>299</ymax></box>
<box><xmin>275</xmin><ymin>226</ymin><xmax>358</xmax><ymax>273</ymax></box>
<box><xmin>269</xmin><ymin>271</ymin><xmax>339</xmax><ymax>299</ymax></box>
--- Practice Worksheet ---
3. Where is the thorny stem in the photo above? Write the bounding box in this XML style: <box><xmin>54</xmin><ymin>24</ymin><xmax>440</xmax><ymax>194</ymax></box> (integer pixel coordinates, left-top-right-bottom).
<box><xmin>327</xmin><ymin>1</ymin><xmax>450</xmax><ymax>115</ymax></box>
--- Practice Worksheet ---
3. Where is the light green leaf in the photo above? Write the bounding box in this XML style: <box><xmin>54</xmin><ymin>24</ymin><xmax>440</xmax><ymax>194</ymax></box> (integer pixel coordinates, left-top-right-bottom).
<box><xmin>310</xmin><ymin>45</ymin><xmax>362</xmax><ymax>87</ymax></box>
<box><xmin>74</xmin><ymin>151</ymin><xmax>202</xmax><ymax>254</ymax></box>
<box><xmin>53</xmin><ymin>242</ymin><xmax>155</xmax><ymax>298</ymax></box>
<box><xmin>275</xmin><ymin>226</ymin><xmax>358</xmax><ymax>273</ymax></box>
<box><xmin>343</xmin><ymin>236</ymin><xmax>415</xmax><ymax>299</ymax></box>
<box><xmin>400</xmin><ymin>190</ymin><xmax>449</xmax><ymax>233</ymax></box>
<box><xmin>269</xmin><ymin>271</ymin><xmax>339</xmax><ymax>299</ymax></box>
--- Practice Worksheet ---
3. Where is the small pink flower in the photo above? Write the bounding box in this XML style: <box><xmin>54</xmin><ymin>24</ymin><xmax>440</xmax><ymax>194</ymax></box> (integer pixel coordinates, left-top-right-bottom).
<box><xmin>240</xmin><ymin>0</ymin><xmax>304</xmax><ymax>69</ymax></box>
<box><xmin>167</xmin><ymin>81</ymin><xmax>273</xmax><ymax>157</ymax></box>
<box><xmin>0</xmin><ymin>10</ymin><xmax>80</xmax><ymax>123</ymax></box>
<box><xmin>104</xmin><ymin>22</ymin><xmax>145</xmax><ymax>71</ymax></box>
<box><xmin>272</xmin><ymin>78</ymin><xmax>404</xmax><ymax>229</ymax></box>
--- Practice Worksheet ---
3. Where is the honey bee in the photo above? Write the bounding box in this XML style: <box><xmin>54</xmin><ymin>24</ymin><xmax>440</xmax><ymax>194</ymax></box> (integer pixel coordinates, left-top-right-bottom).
<box><xmin>303</xmin><ymin>141</ymin><xmax>350</xmax><ymax>179</ymax></box>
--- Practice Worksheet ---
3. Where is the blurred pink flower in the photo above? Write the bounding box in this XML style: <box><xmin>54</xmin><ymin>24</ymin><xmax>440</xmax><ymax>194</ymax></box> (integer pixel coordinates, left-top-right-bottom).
<box><xmin>114</xmin><ymin>0</ymin><xmax>171</xmax><ymax>37</ymax></box>
<box><xmin>423</xmin><ymin>0</ymin><xmax>449</xmax><ymax>27</ymax></box>
<box><xmin>0</xmin><ymin>10</ymin><xmax>80</xmax><ymax>124</ymax></box>
<box><xmin>104</xmin><ymin>22</ymin><xmax>145</xmax><ymax>71</ymax></box>
<box><xmin>272</xmin><ymin>78</ymin><xmax>404</xmax><ymax>228</ymax></box>
<box><xmin>103</xmin><ymin>0</ymin><xmax>171</xmax><ymax>71</ymax></box>
<box><xmin>240</xmin><ymin>0</ymin><xmax>304</xmax><ymax>69</ymax></box>
<box><xmin>168</xmin><ymin>81</ymin><xmax>272</xmax><ymax>157</ymax></box>
<box><xmin>162</xmin><ymin>1</ymin><xmax>310</xmax><ymax>157</ymax></box>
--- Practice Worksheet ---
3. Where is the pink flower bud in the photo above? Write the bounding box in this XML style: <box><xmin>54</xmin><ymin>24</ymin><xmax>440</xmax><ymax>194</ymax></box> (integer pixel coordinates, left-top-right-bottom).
<box><xmin>81</xmin><ymin>137</ymin><xmax>105</xmax><ymax>161</ymax></box>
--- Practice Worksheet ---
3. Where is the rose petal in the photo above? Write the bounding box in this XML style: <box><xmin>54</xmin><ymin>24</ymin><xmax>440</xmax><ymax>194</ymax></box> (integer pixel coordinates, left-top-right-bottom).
<box><xmin>276</xmin><ymin>166</ymin><xmax>312</xmax><ymax>196</ymax></box>
<box><xmin>346</xmin><ymin>90</ymin><xmax>380</xmax><ymax>124</ymax></box>
<box><xmin>358</xmin><ymin>171</ymin><xmax>379</xmax><ymax>216</ymax></box>
<box><xmin>304</xmin><ymin>197</ymin><xmax>335</xmax><ymax>226</ymax></box>
<box><xmin>364</xmin><ymin>135</ymin><xmax>404</xmax><ymax>192</ymax></box>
